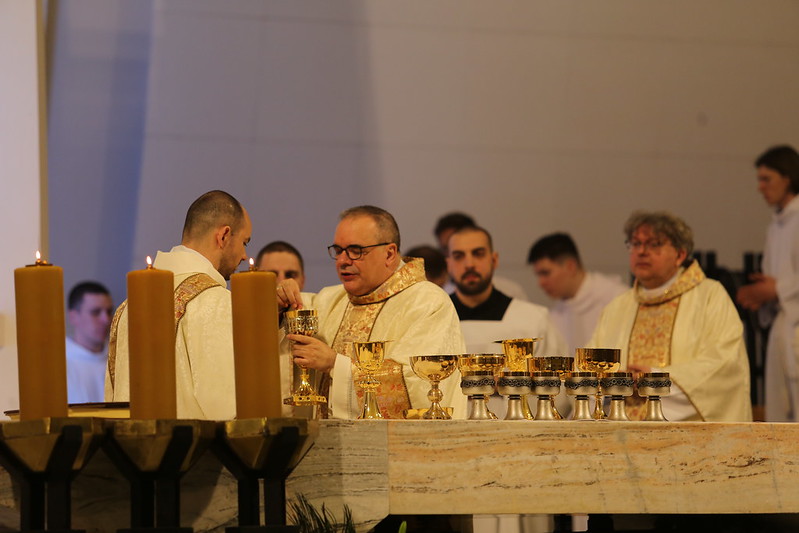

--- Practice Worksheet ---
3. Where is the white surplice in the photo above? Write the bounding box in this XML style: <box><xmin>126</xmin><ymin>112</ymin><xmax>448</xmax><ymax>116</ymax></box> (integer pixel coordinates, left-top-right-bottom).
<box><xmin>760</xmin><ymin>195</ymin><xmax>799</xmax><ymax>421</ymax></box>
<box><xmin>549</xmin><ymin>271</ymin><xmax>628</xmax><ymax>358</ymax></box>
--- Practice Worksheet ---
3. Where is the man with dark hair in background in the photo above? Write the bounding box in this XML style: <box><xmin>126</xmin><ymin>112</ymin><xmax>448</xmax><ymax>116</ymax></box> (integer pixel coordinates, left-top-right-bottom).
<box><xmin>528</xmin><ymin>232</ymin><xmax>627</xmax><ymax>357</ymax></box>
<box><xmin>256</xmin><ymin>240</ymin><xmax>307</xmax><ymax>290</ymax></box>
<box><xmin>405</xmin><ymin>244</ymin><xmax>448</xmax><ymax>287</ymax></box>
<box><xmin>738</xmin><ymin>145</ymin><xmax>799</xmax><ymax>421</ymax></box>
<box><xmin>106</xmin><ymin>190</ymin><xmax>284</xmax><ymax>420</ymax></box>
<box><xmin>434</xmin><ymin>211</ymin><xmax>529</xmax><ymax>301</ymax></box>
<box><xmin>66</xmin><ymin>281</ymin><xmax>114</xmax><ymax>403</ymax></box>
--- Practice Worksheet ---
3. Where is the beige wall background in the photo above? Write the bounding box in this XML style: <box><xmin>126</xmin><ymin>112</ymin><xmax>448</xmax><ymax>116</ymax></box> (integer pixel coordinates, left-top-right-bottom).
<box><xmin>129</xmin><ymin>0</ymin><xmax>799</xmax><ymax>300</ymax></box>
<box><xmin>7</xmin><ymin>0</ymin><xmax>799</xmax><ymax>411</ymax></box>
<box><xmin>0</xmin><ymin>1</ymin><xmax>46</xmax><ymax>413</ymax></box>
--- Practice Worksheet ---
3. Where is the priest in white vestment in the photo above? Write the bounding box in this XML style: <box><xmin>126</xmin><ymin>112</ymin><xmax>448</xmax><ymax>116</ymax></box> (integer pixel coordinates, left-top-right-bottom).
<box><xmin>591</xmin><ymin>211</ymin><xmax>752</xmax><ymax>422</ymax></box>
<box><xmin>737</xmin><ymin>145</ymin><xmax>799</xmax><ymax>422</ymax></box>
<box><xmin>527</xmin><ymin>232</ymin><xmax>628</xmax><ymax>357</ymax></box>
<box><xmin>108</xmin><ymin>190</ymin><xmax>292</xmax><ymax>420</ymax></box>
<box><xmin>279</xmin><ymin>206</ymin><xmax>466</xmax><ymax>420</ymax></box>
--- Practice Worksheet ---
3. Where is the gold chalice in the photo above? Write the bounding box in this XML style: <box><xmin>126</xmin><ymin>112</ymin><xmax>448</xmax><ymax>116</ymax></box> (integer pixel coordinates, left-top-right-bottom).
<box><xmin>283</xmin><ymin>309</ymin><xmax>326</xmax><ymax>406</ymax></box>
<box><xmin>637</xmin><ymin>372</ymin><xmax>672</xmax><ymax>421</ymax></box>
<box><xmin>458</xmin><ymin>354</ymin><xmax>505</xmax><ymax>420</ymax></box>
<box><xmin>352</xmin><ymin>341</ymin><xmax>388</xmax><ymax>419</ymax></box>
<box><xmin>410</xmin><ymin>355</ymin><xmax>459</xmax><ymax>420</ymax></box>
<box><xmin>496</xmin><ymin>338</ymin><xmax>541</xmax><ymax>419</ymax></box>
<box><xmin>575</xmin><ymin>348</ymin><xmax>620</xmax><ymax>420</ymax></box>
<box><xmin>529</xmin><ymin>356</ymin><xmax>574</xmax><ymax>419</ymax></box>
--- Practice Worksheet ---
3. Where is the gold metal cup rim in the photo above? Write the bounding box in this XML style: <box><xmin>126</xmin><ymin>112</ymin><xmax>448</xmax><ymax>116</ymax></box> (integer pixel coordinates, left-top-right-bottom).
<box><xmin>285</xmin><ymin>308</ymin><xmax>318</xmax><ymax>319</ymax></box>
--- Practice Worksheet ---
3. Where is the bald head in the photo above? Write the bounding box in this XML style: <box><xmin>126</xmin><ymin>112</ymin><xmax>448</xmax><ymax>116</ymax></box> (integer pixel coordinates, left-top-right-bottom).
<box><xmin>182</xmin><ymin>190</ymin><xmax>246</xmax><ymax>243</ymax></box>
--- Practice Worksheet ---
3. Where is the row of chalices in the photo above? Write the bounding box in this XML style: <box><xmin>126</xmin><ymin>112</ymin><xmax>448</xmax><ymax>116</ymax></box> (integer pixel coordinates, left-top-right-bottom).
<box><xmin>282</xmin><ymin>318</ymin><xmax>669</xmax><ymax>421</ymax></box>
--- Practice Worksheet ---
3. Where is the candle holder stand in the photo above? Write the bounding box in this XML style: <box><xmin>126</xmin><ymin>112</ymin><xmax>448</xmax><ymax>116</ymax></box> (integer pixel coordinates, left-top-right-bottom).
<box><xmin>211</xmin><ymin>418</ymin><xmax>318</xmax><ymax>533</ymax></box>
<box><xmin>0</xmin><ymin>417</ymin><xmax>103</xmax><ymax>533</ymax></box>
<box><xmin>102</xmin><ymin>419</ymin><xmax>215</xmax><ymax>533</ymax></box>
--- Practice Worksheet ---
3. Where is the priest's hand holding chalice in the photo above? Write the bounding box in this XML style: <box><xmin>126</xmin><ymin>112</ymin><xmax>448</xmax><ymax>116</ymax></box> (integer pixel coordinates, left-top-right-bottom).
<box><xmin>278</xmin><ymin>280</ymin><xmax>328</xmax><ymax>407</ymax></box>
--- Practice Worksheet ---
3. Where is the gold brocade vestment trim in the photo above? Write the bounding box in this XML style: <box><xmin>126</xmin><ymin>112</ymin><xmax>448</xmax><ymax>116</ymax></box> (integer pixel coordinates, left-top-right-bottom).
<box><xmin>326</xmin><ymin>258</ymin><xmax>426</xmax><ymax>419</ymax></box>
<box><xmin>107</xmin><ymin>273</ymin><xmax>221</xmax><ymax>389</ymax></box>
<box><xmin>625</xmin><ymin>261</ymin><xmax>705</xmax><ymax>420</ymax></box>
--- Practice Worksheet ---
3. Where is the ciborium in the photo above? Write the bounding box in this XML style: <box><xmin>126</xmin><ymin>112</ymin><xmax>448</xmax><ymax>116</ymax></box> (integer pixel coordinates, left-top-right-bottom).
<box><xmin>497</xmin><ymin>338</ymin><xmax>541</xmax><ymax>419</ymax></box>
<box><xmin>496</xmin><ymin>371</ymin><xmax>532</xmax><ymax>420</ymax></box>
<box><xmin>283</xmin><ymin>309</ymin><xmax>326</xmax><ymax>406</ymax></box>
<box><xmin>529</xmin><ymin>356</ymin><xmax>574</xmax><ymax>419</ymax></box>
<box><xmin>637</xmin><ymin>372</ymin><xmax>672</xmax><ymax>421</ymax></box>
<box><xmin>565</xmin><ymin>372</ymin><xmax>599</xmax><ymax>420</ymax></box>
<box><xmin>575</xmin><ymin>348</ymin><xmax>620</xmax><ymax>419</ymax></box>
<box><xmin>410</xmin><ymin>355</ymin><xmax>459</xmax><ymax>419</ymax></box>
<box><xmin>352</xmin><ymin>341</ymin><xmax>388</xmax><ymax>419</ymax></box>
<box><xmin>601</xmin><ymin>372</ymin><xmax>635</xmax><ymax>421</ymax></box>
<box><xmin>530</xmin><ymin>371</ymin><xmax>561</xmax><ymax>420</ymax></box>
<box><xmin>458</xmin><ymin>354</ymin><xmax>505</xmax><ymax>420</ymax></box>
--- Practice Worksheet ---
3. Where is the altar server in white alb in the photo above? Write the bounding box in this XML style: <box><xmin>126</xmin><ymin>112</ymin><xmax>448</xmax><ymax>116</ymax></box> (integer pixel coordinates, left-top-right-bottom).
<box><xmin>278</xmin><ymin>206</ymin><xmax>467</xmax><ymax>419</ymax></box>
<box><xmin>66</xmin><ymin>281</ymin><xmax>114</xmax><ymax>403</ymax></box>
<box><xmin>447</xmin><ymin>226</ymin><xmax>566</xmax><ymax>357</ymax></box>
<box><xmin>107</xmin><ymin>190</ymin><xmax>294</xmax><ymax>420</ymax></box>
<box><xmin>737</xmin><ymin>145</ymin><xmax>799</xmax><ymax>422</ymax></box>
<box><xmin>527</xmin><ymin>232</ymin><xmax>628</xmax><ymax>358</ymax></box>
<box><xmin>591</xmin><ymin>211</ymin><xmax>752</xmax><ymax>422</ymax></box>
<box><xmin>446</xmin><ymin>227</ymin><xmax>565</xmax><ymax>533</ymax></box>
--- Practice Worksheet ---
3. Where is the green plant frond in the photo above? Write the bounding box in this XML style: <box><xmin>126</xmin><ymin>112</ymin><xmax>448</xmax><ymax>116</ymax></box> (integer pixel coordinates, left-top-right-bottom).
<box><xmin>287</xmin><ymin>493</ymin><xmax>356</xmax><ymax>533</ymax></box>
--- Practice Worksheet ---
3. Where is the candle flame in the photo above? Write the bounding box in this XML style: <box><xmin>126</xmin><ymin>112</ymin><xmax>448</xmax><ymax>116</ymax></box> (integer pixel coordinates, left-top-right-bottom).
<box><xmin>146</xmin><ymin>256</ymin><xmax>153</xmax><ymax>268</ymax></box>
<box><xmin>249</xmin><ymin>257</ymin><xmax>255</xmax><ymax>271</ymax></box>
<box><xmin>35</xmin><ymin>250</ymin><xmax>41</xmax><ymax>261</ymax></box>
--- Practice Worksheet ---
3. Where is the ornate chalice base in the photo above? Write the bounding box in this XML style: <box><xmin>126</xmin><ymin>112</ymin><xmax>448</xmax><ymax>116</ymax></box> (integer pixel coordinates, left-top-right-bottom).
<box><xmin>638</xmin><ymin>372</ymin><xmax>672</xmax><ymax>422</ymax></box>
<box><xmin>497</xmin><ymin>371</ymin><xmax>533</xmax><ymax>420</ymax></box>
<box><xmin>460</xmin><ymin>371</ymin><xmax>496</xmax><ymax>420</ymax></box>
<box><xmin>410</xmin><ymin>355</ymin><xmax>459</xmax><ymax>420</ymax></box>
<box><xmin>458</xmin><ymin>354</ymin><xmax>506</xmax><ymax>420</ymax></box>
<box><xmin>531</xmin><ymin>371</ymin><xmax>561</xmax><ymax>421</ymax></box>
<box><xmin>564</xmin><ymin>372</ymin><xmax>599</xmax><ymax>421</ymax></box>
<box><xmin>575</xmin><ymin>348</ymin><xmax>621</xmax><ymax>420</ymax></box>
<box><xmin>284</xmin><ymin>309</ymin><xmax>326</xmax><ymax>407</ymax></box>
<box><xmin>352</xmin><ymin>341</ymin><xmax>389</xmax><ymax>419</ymax></box>
<box><xmin>600</xmin><ymin>372</ymin><xmax>635</xmax><ymax>421</ymax></box>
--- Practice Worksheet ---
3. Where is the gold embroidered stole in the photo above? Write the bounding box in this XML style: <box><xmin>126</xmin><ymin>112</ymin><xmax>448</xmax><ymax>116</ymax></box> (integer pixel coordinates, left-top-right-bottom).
<box><xmin>327</xmin><ymin>258</ymin><xmax>426</xmax><ymax>419</ymax></box>
<box><xmin>625</xmin><ymin>261</ymin><xmax>705</xmax><ymax>420</ymax></box>
<box><xmin>107</xmin><ymin>273</ymin><xmax>222</xmax><ymax>389</ymax></box>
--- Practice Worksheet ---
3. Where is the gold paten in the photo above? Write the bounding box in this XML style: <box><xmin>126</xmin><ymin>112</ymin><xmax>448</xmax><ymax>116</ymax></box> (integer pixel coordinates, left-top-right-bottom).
<box><xmin>222</xmin><ymin>417</ymin><xmax>319</xmax><ymax>470</ymax></box>
<box><xmin>4</xmin><ymin>401</ymin><xmax>131</xmax><ymax>421</ymax></box>
<box><xmin>0</xmin><ymin>417</ymin><xmax>103</xmax><ymax>472</ymax></box>
<box><xmin>410</xmin><ymin>355</ymin><xmax>459</xmax><ymax>420</ymax></box>
<box><xmin>105</xmin><ymin>418</ymin><xmax>215</xmax><ymax>472</ymax></box>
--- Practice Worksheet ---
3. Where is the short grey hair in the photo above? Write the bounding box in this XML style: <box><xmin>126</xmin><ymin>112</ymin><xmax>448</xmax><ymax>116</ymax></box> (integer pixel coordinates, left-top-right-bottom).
<box><xmin>623</xmin><ymin>210</ymin><xmax>694</xmax><ymax>258</ymax></box>
<box><xmin>339</xmin><ymin>205</ymin><xmax>401</xmax><ymax>252</ymax></box>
